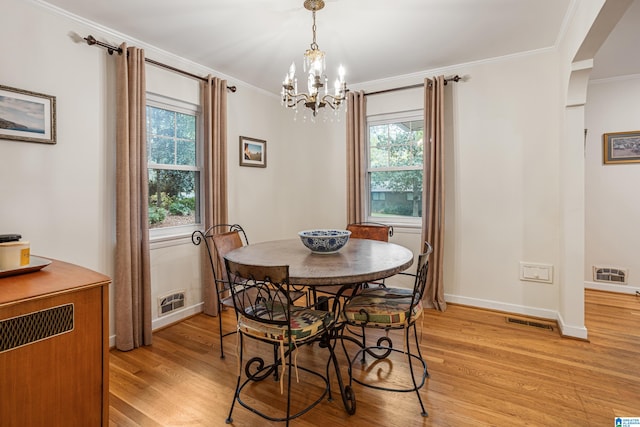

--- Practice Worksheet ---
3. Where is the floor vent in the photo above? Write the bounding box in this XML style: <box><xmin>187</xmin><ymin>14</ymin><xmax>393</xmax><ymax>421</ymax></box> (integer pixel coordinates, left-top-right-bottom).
<box><xmin>506</xmin><ymin>317</ymin><xmax>554</xmax><ymax>331</ymax></box>
<box><xmin>593</xmin><ymin>266</ymin><xmax>628</xmax><ymax>284</ymax></box>
<box><xmin>159</xmin><ymin>291</ymin><xmax>185</xmax><ymax>316</ymax></box>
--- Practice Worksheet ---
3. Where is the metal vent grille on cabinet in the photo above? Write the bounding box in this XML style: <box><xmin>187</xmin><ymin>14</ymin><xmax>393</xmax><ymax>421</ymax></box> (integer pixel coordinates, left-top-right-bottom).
<box><xmin>593</xmin><ymin>266</ymin><xmax>628</xmax><ymax>284</ymax></box>
<box><xmin>0</xmin><ymin>304</ymin><xmax>74</xmax><ymax>353</ymax></box>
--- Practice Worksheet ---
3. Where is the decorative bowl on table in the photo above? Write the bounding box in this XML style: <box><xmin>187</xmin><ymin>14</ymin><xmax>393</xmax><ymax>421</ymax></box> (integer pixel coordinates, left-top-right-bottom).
<box><xmin>298</xmin><ymin>229</ymin><xmax>351</xmax><ymax>254</ymax></box>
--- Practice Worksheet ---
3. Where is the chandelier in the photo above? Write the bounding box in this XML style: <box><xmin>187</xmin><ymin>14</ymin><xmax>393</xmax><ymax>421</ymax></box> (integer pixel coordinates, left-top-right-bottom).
<box><xmin>281</xmin><ymin>0</ymin><xmax>348</xmax><ymax>117</ymax></box>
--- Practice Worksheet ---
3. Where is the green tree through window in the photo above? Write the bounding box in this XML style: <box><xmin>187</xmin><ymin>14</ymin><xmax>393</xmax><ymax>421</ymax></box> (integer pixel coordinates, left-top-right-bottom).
<box><xmin>368</xmin><ymin>116</ymin><xmax>423</xmax><ymax>220</ymax></box>
<box><xmin>146</xmin><ymin>103</ymin><xmax>201</xmax><ymax>229</ymax></box>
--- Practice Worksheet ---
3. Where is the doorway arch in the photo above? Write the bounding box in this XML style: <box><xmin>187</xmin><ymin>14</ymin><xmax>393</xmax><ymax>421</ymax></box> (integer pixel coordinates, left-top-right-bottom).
<box><xmin>559</xmin><ymin>0</ymin><xmax>633</xmax><ymax>339</ymax></box>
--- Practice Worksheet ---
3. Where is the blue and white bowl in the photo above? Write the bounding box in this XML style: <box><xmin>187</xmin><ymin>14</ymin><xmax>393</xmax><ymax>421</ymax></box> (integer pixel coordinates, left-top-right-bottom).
<box><xmin>298</xmin><ymin>229</ymin><xmax>351</xmax><ymax>254</ymax></box>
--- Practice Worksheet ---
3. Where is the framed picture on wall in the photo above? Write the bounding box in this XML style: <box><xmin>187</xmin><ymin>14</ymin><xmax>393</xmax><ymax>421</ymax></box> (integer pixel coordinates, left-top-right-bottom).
<box><xmin>603</xmin><ymin>131</ymin><xmax>640</xmax><ymax>164</ymax></box>
<box><xmin>239</xmin><ymin>136</ymin><xmax>266</xmax><ymax>168</ymax></box>
<box><xmin>0</xmin><ymin>85</ymin><xmax>56</xmax><ymax>144</ymax></box>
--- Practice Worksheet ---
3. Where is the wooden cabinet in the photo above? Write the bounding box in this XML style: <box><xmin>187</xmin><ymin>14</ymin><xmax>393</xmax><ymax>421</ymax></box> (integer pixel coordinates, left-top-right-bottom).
<box><xmin>0</xmin><ymin>259</ymin><xmax>110</xmax><ymax>426</ymax></box>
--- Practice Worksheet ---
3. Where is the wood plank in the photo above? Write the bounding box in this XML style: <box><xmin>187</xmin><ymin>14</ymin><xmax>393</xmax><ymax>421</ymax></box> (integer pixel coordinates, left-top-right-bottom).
<box><xmin>109</xmin><ymin>290</ymin><xmax>640</xmax><ymax>425</ymax></box>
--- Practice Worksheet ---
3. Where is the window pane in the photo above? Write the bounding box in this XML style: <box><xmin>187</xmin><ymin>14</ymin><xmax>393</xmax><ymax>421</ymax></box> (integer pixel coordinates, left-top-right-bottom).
<box><xmin>176</xmin><ymin>139</ymin><xmax>196</xmax><ymax>166</ymax></box>
<box><xmin>147</xmin><ymin>106</ymin><xmax>175</xmax><ymax>137</ymax></box>
<box><xmin>176</xmin><ymin>114</ymin><xmax>196</xmax><ymax>139</ymax></box>
<box><xmin>369</xmin><ymin>121</ymin><xmax>424</xmax><ymax>169</ymax></box>
<box><xmin>148</xmin><ymin>169</ymin><xmax>200</xmax><ymax>229</ymax></box>
<box><xmin>147</xmin><ymin>105</ymin><xmax>197</xmax><ymax>166</ymax></box>
<box><xmin>148</xmin><ymin>136</ymin><xmax>174</xmax><ymax>165</ymax></box>
<box><xmin>369</xmin><ymin>170</ymin><xmax>422</xmax><ymax>218</ymax></box>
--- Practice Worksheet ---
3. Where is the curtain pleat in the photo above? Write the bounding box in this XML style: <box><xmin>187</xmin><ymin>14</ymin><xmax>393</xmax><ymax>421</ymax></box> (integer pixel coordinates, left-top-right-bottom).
<box><xmin>115</xmin><ymin>44</ymin><xmax>152</xmax><ymax>350</ymax></box>
<box><xmin>346</xmin><ymin>91</ymin><xmax>366</xmax><ymax>223</ymax></box>
<box><xmin>422</xmin><ymin>76</ymin><xmax>447</xmax><ymax>311</ymax></box>
<box><xmin>201</xmin><ymin>76</ymin><xmax>228</xmax><ymax>316</ymax></box>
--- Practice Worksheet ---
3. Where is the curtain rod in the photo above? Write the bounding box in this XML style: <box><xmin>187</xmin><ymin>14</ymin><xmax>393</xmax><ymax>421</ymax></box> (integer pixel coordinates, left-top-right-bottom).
<box><xmin>364</xmin><ymin>75</ymin><xmax>461</xmax><ymax>97</ymax></box>
<box><xmin>84</xmin><ymin>35</ymin><xmax>237</xmax><ymax>93</ymax></box>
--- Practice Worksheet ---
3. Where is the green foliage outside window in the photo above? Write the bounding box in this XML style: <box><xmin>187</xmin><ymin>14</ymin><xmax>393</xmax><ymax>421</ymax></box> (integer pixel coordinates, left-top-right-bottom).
<box><xmin>146</xmin><ymin>104</ymin><xmax>199</xmax><ymax>229</ymax></box>
<box><xmin>369</xmin><ymin>119</ymin><xmax>424</xmax><ymax>218</ymax></box>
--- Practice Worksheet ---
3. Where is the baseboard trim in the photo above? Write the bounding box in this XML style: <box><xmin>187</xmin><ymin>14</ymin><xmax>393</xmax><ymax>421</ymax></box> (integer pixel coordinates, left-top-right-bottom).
<box><xmin>444</xmin><ymin>293</ymin><xmax>588</xmax><ymax>339</ymax></box>
<box><xmin>556</xmin><ymin>311</ymin><xmax>589</xmax><ymax>340</ymax></box>
<box><xmin>444</xmin><ymin>294</ymin><xmax>558</xmax><ymax>320</ymax></box>
<box><xmin>585</xmin><ymin>281</ymin><xmax>640</xmax><ymax>295</ymax></box>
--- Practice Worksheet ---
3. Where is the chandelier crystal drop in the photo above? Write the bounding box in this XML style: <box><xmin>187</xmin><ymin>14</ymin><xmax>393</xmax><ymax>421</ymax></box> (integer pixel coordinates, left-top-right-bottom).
<box><xmin>281</xmin><ymin>0</ymin><xmax>348</xmax><ymax>117</ymax></box>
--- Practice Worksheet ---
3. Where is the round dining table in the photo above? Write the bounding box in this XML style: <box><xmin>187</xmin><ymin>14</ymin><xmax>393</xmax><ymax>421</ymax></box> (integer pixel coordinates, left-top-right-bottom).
<box><xmin>224</xmin><ymin>237</ymin><xmax>414</xmax><ymax>287</ymax></box>
<box><xmin>223</xmin><ymin>237</ymin><xmax>414</xmax><ymax>416</ymax></box>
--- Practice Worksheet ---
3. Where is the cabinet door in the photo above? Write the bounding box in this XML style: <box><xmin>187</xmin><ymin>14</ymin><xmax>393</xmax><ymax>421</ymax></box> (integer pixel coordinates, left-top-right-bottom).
<box><xmin>0</xmin><ymin>286</ymin><xmax>105</xmax><ymax>426</ymax></box>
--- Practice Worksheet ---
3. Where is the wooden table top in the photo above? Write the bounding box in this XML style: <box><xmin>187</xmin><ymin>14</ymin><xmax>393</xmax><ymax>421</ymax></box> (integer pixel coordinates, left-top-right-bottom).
<box><xmin>224</xmin><ymin>238</ymin><xmax>414</xmax><ymax>286</ymax></box>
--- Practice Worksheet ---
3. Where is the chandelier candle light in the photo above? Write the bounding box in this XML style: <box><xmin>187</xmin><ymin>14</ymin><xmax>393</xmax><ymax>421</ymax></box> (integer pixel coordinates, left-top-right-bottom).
<box><xmin>281</xmin><ymin>0</ymin><xmax>348</xmax><ymax>117</ymax></box>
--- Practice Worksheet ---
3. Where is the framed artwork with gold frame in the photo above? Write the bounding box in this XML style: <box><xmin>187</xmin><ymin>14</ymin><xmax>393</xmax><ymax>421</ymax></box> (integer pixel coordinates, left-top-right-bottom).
<box><xmin>603</xmin><ymin>131</ymin><xmax>640</xmax><ymax>164</ymax></box>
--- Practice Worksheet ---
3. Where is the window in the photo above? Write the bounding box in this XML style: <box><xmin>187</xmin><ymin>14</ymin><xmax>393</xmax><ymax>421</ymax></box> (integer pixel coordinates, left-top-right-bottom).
<box><xmin>146</xmin><ymin>95</ymin><xmax>201</xmax><ymax>235</ymax></box>
<box><xmin>367</xmin><ymin>111</ymin><xmax>423</xmax><ymax>224</ymax></box>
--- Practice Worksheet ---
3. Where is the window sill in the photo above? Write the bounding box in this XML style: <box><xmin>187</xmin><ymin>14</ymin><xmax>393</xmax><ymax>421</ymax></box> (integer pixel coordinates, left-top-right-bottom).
<box><xmin>149</xmin><ymin>226</ymin><xmax>200</xmax><ymax>249</ymax></box>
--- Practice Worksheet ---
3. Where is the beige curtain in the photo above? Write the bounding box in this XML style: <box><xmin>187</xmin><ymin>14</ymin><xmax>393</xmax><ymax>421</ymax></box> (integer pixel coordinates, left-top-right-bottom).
<box><xmin>346</xmin><ymin>91</ymin><xmax>366</xmax><ymax>223</ymax></box>
<box><xmin>422</xmin><ymin>76</ymin><xmax>447</xmax><ymax>311</ymax></box>
<box><xmin>115</xmin><ymin>44</ymin><xmax>152</xmax><ymax>350</ymax></box>
<box><xmin>201</xmin><ymin>76</ymin><xmax>228</xmax><ymax>316</ymax></box>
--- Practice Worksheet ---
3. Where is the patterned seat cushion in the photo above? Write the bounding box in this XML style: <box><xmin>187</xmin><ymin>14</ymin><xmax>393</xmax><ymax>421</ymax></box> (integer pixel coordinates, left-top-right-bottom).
<box><xmin>238</xmin><ymin>302</ymin><xmax>335</xmax><ymax>342</ymax></box>
<box><xmin>343</xmin><ymin>287</ymin><xmax>422</xmax><ymax>327</ymax></box>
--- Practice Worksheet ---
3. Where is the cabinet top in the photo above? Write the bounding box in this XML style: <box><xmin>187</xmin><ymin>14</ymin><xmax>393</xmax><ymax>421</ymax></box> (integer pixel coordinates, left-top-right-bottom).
<box><xmin>0</xmin><ymin>258</ymin><xmax>110</xmax><ymax>305</ymax></box>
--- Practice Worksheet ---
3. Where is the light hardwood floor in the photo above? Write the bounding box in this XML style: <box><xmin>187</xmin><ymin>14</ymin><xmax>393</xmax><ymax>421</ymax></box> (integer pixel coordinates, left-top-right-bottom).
<box><xmin>109</xmin><ymin>290</ymin><xmax>640</xmax><ymax>426</ymax></box>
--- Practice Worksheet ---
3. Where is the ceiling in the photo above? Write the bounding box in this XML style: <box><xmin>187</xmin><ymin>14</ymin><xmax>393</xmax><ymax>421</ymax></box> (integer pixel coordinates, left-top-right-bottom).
<box><xmin>591</xmin><ymin>0</ymin><xmax>640</xmax><ymax>80</ymax></box>
<box><xmin>40</xmin><ymin>0</ymin><xmax>638</xmax><ymax>93</ymax></box>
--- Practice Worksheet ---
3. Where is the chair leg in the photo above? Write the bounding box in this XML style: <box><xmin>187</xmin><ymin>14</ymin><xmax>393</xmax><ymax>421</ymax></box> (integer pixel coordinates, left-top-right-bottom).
<box><xmin>226</xmin><ymin>333</ymin><xmax>243</xmax><ymax>424</ymax></box>
<box><xmin>406</xmin><ymin>324</ymin><xmax>428</xmax><ymax>417</ymax></box>
<box><xmin>218</xmin><ymin>304</ymin><xmax>225</xmax><ymax>359</ymax></box>
<box><xmin>360</xmin><ymin>325</ymin><xmax>366</xmax><ymax>363</ymax></box>
<box><xmin>412</xmin><ymin>321</ymin><xmax>429</xmax><ymax>379</ymax></box>
<box><xmin>273</xmin><ymin>344</ymin><xmax>280</xmax><ymax>381</ymax></box>
<box><xmin>285</xmin><ymin>344</ymin><xmax>293</xmax><ymax>426</ymax></box>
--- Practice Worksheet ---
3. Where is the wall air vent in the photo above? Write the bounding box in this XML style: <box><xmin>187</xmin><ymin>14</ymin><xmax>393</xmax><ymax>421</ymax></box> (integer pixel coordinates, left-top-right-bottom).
<box><xmin>158</xmin><ymin>291</ymin><xmax>185</xmax><ymax>316</ymax></box>
<box><xmin>593</xmin><ymin>266</ymin><xmax>628</xmax><ymax>285</ymax></box>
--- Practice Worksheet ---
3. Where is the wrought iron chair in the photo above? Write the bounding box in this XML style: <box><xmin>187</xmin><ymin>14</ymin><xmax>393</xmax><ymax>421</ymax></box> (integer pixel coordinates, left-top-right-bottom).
<box><xmin>223</xmin><ymin>260</ymin><xmax>342</xmax><ymax>425</ymax></box>
<box><xmin>341</xmin><ymin>241</ymin><xmax>433</xmax><ymax>417</ymax></box>
<box><xmin>192</xmin><ymin>224</ymin><xmax>248</xmax><ymax>358</ymax></box>
<box><xmin>314</xmin><ymin>222</ymin><xmax>394</xmax><ymax>301</ymax></box>
<box><xmin>192</xmin><ymin>224</ymin><xmax>305</xmax><ymax>358</ymax></box>
<box><xmin>346</xmin><ymin>221</ymin><xmax>394</xmax><ymax>242</ymax></box>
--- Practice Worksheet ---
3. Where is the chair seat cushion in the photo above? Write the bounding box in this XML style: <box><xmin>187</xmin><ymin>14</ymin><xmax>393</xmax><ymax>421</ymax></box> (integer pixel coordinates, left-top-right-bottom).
<box><xmin>343</xmin><ymin>287</ymin><xmax>422</xmax><ymax>327</ymax></box>
<box><xmin>238</xmin><ymin>303</ymin><xmax>334</xmax><ymax>342</ymax></box>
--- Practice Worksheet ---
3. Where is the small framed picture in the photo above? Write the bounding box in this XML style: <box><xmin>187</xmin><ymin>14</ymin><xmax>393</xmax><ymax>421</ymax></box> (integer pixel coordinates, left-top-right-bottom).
<box><xmin>603</xmin><ymin>131</ymin><xmax>640</xmax><ymax>164</ymax></box>
<box><xmin>0</xmin><ymin>85</ymin><xmax>56</xmax><ymax>144</ymax></box>
<box><xmin>239</xmin><ymin>136</ymin><xmax>266</xmax><ymax>168</ymax></box>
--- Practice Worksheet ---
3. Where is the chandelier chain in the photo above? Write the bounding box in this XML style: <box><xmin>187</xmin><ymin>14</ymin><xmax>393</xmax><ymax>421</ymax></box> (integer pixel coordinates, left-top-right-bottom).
<box><xmin>311</xmin><ymin>11</ymin><xmax>318</xmax><ymax>50</ymax></box>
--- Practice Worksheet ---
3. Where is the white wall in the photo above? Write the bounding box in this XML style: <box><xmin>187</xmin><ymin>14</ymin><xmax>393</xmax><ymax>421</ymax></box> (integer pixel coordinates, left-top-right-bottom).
<box><xmin>0</xmin><ymin>1</ymin><xmax>114</xmax><ymax>271</ymax></box>
<box><xmin>3</xmin><ymin>0</ymin><xmax>615</xmax><ymax>342</ymax></box>
<box><xmin>0</xmin><ymin>0</ymin><xmax>349</xmax><ymax>340</ymax></box>
<box><xmin>585</xmin><ymin>75</ymin><xmax>640</xmax><ymax>293</ymax></box>
<box><xmin>352</xmin><ymin>50</ymin><xmax>564</xmax><ymax>319</ymax></box>
<box><xmin>440</xmin><ymin>52</ymin><xmax>562</xmax><ymax>318</ymax></box>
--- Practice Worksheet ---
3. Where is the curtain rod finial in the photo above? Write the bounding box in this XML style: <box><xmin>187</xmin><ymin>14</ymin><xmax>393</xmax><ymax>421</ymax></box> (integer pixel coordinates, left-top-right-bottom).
<box><xmin>84</xmin><ymin>35</ymin><xmax>97</xmax><ymax>46</ymax></box>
